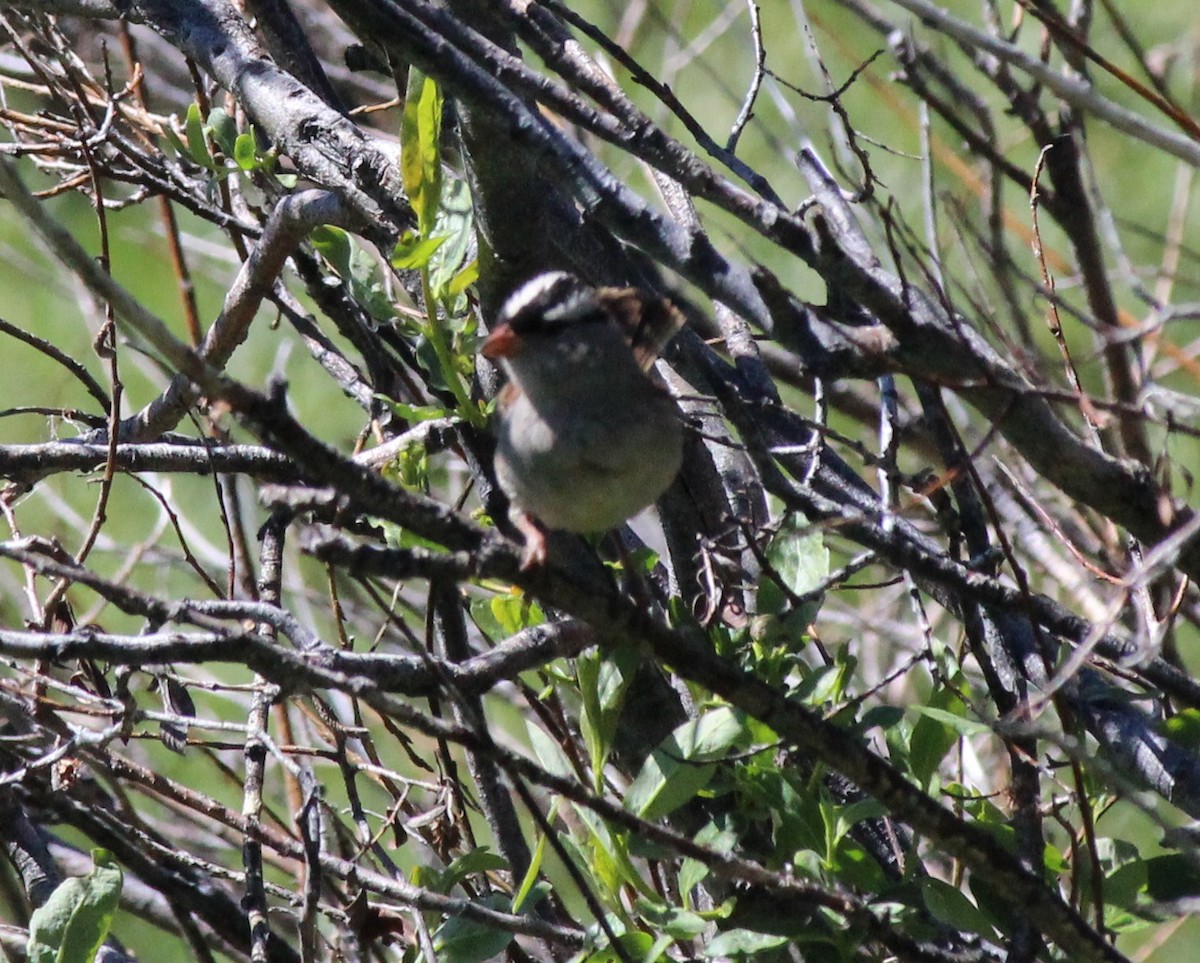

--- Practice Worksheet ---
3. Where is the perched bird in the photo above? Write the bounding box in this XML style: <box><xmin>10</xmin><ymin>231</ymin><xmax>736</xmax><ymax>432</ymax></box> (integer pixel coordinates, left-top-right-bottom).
<box><xmin>481</xmin><ymin>272</ymin><xmax>685</xmax><ymax>569</ymax></box>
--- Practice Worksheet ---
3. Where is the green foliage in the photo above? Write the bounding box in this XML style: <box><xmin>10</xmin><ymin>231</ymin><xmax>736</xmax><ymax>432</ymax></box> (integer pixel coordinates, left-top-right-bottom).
<box><xmin>391</xmin><ymin>232</ymin><xmax>449</xmax><ymax>270</ymax></box>
<box><xmin>920</xmin><ymin>877</ymin><xmax>996</xmax><ymax>939</ymax></box>
<box><xmin>577</xmin><ymin>643</ymin><xmax>640</xmax><ymax>786</ymax></box>
<box><xmin>752</xmin><ymin>520</ymin><xmax>829</xmax><ymax>646</ymax></box>
<box><xmin>906</xmin><ymin>690</ymin><xmax>976</xmax><ymax>789</ymax></box>
<box><xmin>394</xmin><ymin>71</ymin><xmax>483</xmax><ymax>427</ymax></box>
<box><xmin>401</xmin><ymin>71</ymin><xmax>444</xmax><ymax>238</ymax></box>
<box><xmin>430</xmin><ymin>893</ymin><xmax>513</xmax><ymax>963</ymax></box>
<box><xmin>577</xmin><ymin>930</ymin><xmax>662</xmax><ymax>963</ymax></box>
<box><xmin>625</xmin><ymin>707</ymin><xmax>747</xmax><ymax>819</ymax></box>
<box><xmin>310</xmin><ymin>225</ymin><xmax>397</xmax><ymax>324</ymax></box>
<box><xmin>6</xmin><ymin>4</ymin><xmax>1199</xmax><ymax>961</ymax></box>
<box><xmin>1159</xmin><ymin>709</ymin><xmax>1200</xmax><ymax>750</ymax></box>
<box><xmin>702</xmin><ymin>929</ymin><xmax>789</xmax><ymax>958</ymax></box>
<box><xmin>170</xmin><ymin>104</ymin><xmax>291</xmax><ymax>184</ymax></box>
<box><xmin>27</xmin><ymin>849</ymin><xmax>123</xmax><ymax>963</ymax></box>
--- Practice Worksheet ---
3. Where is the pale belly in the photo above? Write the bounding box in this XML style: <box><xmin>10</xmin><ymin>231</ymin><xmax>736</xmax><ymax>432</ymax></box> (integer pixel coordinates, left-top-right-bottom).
<box><xmin>494</xmin><ymin>393</ymin><xmax>683</xmax><ymax>533</ymax></box>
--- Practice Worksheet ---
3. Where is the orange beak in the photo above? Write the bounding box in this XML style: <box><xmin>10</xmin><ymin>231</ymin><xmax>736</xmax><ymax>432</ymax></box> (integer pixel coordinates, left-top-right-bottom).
<box><xmin>480</xmin><ymin>323</ymin><xmax>521</xmax><ymax>359</ymax></box>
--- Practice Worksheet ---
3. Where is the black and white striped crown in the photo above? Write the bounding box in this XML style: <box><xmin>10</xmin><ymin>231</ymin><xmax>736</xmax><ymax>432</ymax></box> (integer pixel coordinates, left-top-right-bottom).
<box><xmin>497</xmin><ymin>272</ymin><xmax>602</xmax><ymax>334</ymax></box>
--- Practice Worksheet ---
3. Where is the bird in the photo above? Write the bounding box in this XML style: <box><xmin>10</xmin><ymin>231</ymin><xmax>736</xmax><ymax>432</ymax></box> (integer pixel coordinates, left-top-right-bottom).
<box><xmin>480</xmin><ymin>272</ymin><xmax>685</xmax><ymax>569</ymax></box>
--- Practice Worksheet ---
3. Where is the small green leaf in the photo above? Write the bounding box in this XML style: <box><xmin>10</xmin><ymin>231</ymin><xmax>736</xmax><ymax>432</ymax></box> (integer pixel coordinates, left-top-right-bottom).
<box><xmin>184</xmin><ymin>102</ymin><xmax>215</xmax><ymax>170</ymax></box>
<box><xmin>678</xmin><ymin>857</ymin><xmax>709</xmax><ymax>903</ymax></box>
<box><xmin>205</xmin><ymin>107</ymin><xmax>237</xmax><ymax>156</ymax></box>
<box><xmin>527</xmin><ymin>722</ymin><xmax>574</xmax><ymax>780</ymax></box>
<box><xmin>28</xmin><ymin>849</ymin><xmax>123</xmax><ymax>963</ymax></box>
<box><xmin>579</xmin><ymin>646</ymin><xmax>639</xmax><ymax>780</ymax></box>
<box><xmin>489</xmin><ymin>593</ymin><xmax>541</xmax><ymax>635</ymax></box>
<box><xmin>386</xmin><ymin>400</ymin><xmax>450</xmax><ymax>423</ymax></box>
<box><xmin>1104</xmin><ymin>859</ymin><xmax>1148</xmax><ymax>910</ymax></box>
<box><xmin>444</xmin><ymin>848</ymin><xmax>509</xmax><ymax>890</ymax></box>
<box><xmin>636</xmin><ymin>899</ymin><xmax>708</xmax><ymax>939</ymax></box>
<box><xmin>1161</xmin><ymin>709</ymin><xmax>1200</xmax><ymax>750</ymax></box>
<box><xmin>432</xmin><ymin>893</ymin><xmax>512</xmax><ymax>963</ymax></box>
<box><xmin>702</xmin><ymin>929</ymin><xmax>789</xmax><ymax>956</ymax></box>
<box><xmin>625</xmin><ymin>708</ymin><xmax>744</xmax><ymax>819</ymax></box>
<box><xmin>834</xmin><ymin>797</ymin><xmax>887</xmax><ymax>839</ymax></box>
<box><xmin>860</xmin><ymin>704</ymin><xmax>905</xmax><ymax>733</ymax></box>
<box><xmin>233</xmin><ymin>131</ymin><xmax>260</xmax><ymax>171</ymax></box>
<box><xmin>582</xmin><ymin>932</ymin><xmax>656</xmax><ymax>963</ymax></box>
<box><xmin>625</xmin><ymin>750</ymin><xmax>713</xmax><ymax>820</ymax></box>
<box><xmin>675</xmin><ymin>707</ymin><xmax>744</xmax><ymax>760</ymax></box>
<box><xmin>310</xmin><ymin>225</ymin><xmax>353</xmax><ymax>277</ymax></box>
<box><xmin>391</xmin><ymin>231</ymin><xmax>448</xmax><ymax>270</ymax></box>
<box><xmin>162</xmin><ymin>123</ymin><xmax>190</xmax><ymax>159</ymax></box>
<box><xmin>428</xmin><ymin>178</ymin><xmax>474</xmax><ymax>292</ymax></box>
<box><xmin>921</xmin><ymin>877</ymin><xmax>996</xmax><ymax>937</ymax></box>
<box><xmin>512</xmin><ymin>804</ymin><xmax>554</xmax><ymax>914</ymax></box>
<box><xmin>908</xmin><ymin>695</ymin><xmax>977</xmax><ymax>787</ymax></box>
<box><xmin>909</xmin><ymin>705</ymin><xmax>991</xmax><ymax>738</ymax></box>
<box><xmin>754</xmin><ymin>521</ymin><xmax>829</xmax><ymax>644</ymax></box>
<box><xmin>401</xmin><ymin>70</ymin><xmax>444</xmax><ymax>236</ymax></box>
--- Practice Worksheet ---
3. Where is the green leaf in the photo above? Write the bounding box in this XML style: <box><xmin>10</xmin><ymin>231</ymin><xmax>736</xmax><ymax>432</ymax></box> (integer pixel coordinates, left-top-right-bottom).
<box><xmin>1146</xmin><ymin>853</ymin><xmax>1200</xmax><ymax>901</ymax></box>
<box><xmin>184</xmin><ymin>102</ymin><xmax>215</xmax><ymax>170</ymax></box>
<box><xmin>834</xmin><ymin>797</ymin><xmax>888</xmax><ymax>840</ymax></box>
<box><xmin>204</xmin><ymin>107</ymin><xmax>237</xmax><ymax>156</ymax></box>
<box><xmin>625</xmin><ymin>747</ymin><xmax>712</xmax><ymax>818</ymax></box>
<box><xmin>679</xmin><ymin>824</ymin><xmax>737</xmax><ymax>905</ymax></box>
<box><xmin>579</xmin><ymin>645</ymin><xmax>639</xmax><ymax>781</ymax></box>
<box><xmin>310</xmin><ymin>225</ymin><xmax>353</xmax><ymax>277</ymax></box>
<box><xmin>702</xmin><ymin>929</ymin><xmax>789</xmax><ymax>956</ymax></box>
<box><xmin>625</xmin><ymin>708</ymin><xmax>744</xmax><ymax>819</ymax></box>
<box><xmin>908</xmin><ymin>705</ymin><xmax>991</xmax><ymax>739</ymax></box>
<box><xmin>908</xmin><ymin>694</ymin><xmax>977</xmax><ymax>787</ymax></box>
<box><xmin>162</xmin><ymin>123</ymin><xmax>190</xmax><ymax>159</ymax></box>
<box><xmin>527</xmin><ymin>722</ymin><xmax>574</xmax><ymax>780</ymax></box>
<box><xmin>439</xmin><ymin>848</ymin><xmax>509</xmax><ymax>893</ymax></box>
<box><xmin>676</xmin><ymin>706</ymin><xmax>744</xmax><ymax>760</ymax></box>
<box><xmin>431</xmin><ymin>893</ymin><xmax>512</xmax><ymax>963</ymax></box>
<box><xmin>489</xmin><ymin>593</ymin><xmax>541</xmax><ymax>636</ymax></box>
<box><xmin>754</xmin><ymin>522</ymin><xmax>829</xmax><ymax>643</ymax></box>
<box><xmin>386</xmin><ymin>400</ymin><xmax>451</xmax><ymax>423</ymax></box>
<box><xmin>637</xmin><ymin>899</ymin><xmax>709</xmax><ymax>938</ymax></box>
<box><xmin>512</xmin><ymin>804</ymin><xmax>554</xmax><ymax>914</ymax></box>
<box><xmin>860</xmin><ymin>704</ymin><xmax>905</xmax><ymax>733</ymax></box>
<box><xmin>233</xmin><ymin>131</ymin><xmax>260</xmax><ymax>171</ymax></box>
<box><xmin>28</xmin><ymin>849</ymin><xmax>123</xmax><ymax>963</ymax></box>
<box><xmin>446</xmin><ymin>256</ymin><xmax>477</xmax><ymax>294</ymax></box>
<box><xmin>921</xmin><ymin>878</ymin><xmax>996</xmax><ymax>938</ymax></box>
<box><xmin>582</xmin><ymin>932</ymin><xmax>656</xmax><ymax>963</ymax></box>
<box><xmin>1161</xmin><ymin>709</ymin><xmax>1200</xmax><ymax>750</ymax></box>
<box><xmin>391</xmin><ymin>231</ymin><xmax>449</xmax><ymax>270</ymax></box>
<box><xmin>1104</xmin><ymin>859</ymin><xmax>1148</xmax><ymax>910</ymax></box>
<box><xmin>401</xmin><ymin>70</ymin><xmax>444</xmax><ymax>236</ymax></box>
<box><xmin>429</xmin><ymin>179</ymin><xmax>474</xmax><ymax>296</ymax></box>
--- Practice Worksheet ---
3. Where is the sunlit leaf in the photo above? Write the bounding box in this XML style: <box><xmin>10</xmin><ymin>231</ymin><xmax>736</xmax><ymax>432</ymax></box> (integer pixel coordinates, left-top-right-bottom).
<box><xmin>233</xmin><ymin>131</ymin><xmax>259</xmax><ymax>171</ymax></box>
<box><xmin>184</xmin><ymin>102</ymin><xmax>215</xmax><ymax>170</ymax></box>
<box><xmin>626</xmin><ymin>708</ymin><xmax>745</xmax><ymax>819</ymax></box>
<box><xmin>401</xmin><ymin>70</ymin><xmax>444</xmax><ymax>236</ymax></box>
<box><xmin>391</xmin><ymin>231</ymin><xmax>449</xmax><ymax>270</ymax></box>
<box><xmin>28</xmin><ymin>849</ymin><xmax>123</xmax><ymax>963</ymax></box>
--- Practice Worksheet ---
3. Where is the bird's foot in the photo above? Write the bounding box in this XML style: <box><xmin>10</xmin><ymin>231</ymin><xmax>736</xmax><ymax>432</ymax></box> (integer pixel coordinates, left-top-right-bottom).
<box><xmin>513</xmin><ymin>511</ymin><xmax>549</xmax><ymax>571</ymax></box>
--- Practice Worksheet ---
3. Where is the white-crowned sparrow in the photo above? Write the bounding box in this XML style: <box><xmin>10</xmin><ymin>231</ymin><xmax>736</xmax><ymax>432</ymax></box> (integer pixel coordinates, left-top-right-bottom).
<box><xmin>481</xmin><ymin>272</ymin><xmax>685</xmax><ymax>568</ymax></box>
